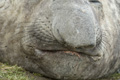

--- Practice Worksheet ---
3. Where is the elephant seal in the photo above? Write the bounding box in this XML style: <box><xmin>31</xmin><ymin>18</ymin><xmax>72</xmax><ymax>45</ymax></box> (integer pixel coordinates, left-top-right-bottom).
<box><xmin>0</xmin><ymin>0</ymin><xmax>120</xmax><ymax>80</ymax></box>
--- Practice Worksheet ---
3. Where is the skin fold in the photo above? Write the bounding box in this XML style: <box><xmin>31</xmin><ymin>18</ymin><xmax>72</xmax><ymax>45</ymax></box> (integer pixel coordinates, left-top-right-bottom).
<box><xmin>0</xmin><ymin>0</ymin><xmax>120</xmax><ymax>80</ymax></box>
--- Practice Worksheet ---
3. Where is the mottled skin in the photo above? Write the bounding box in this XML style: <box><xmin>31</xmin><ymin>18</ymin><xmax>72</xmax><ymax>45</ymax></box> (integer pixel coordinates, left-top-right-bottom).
<box><xmin>0</xmin><ymin>0</ymin><xmax>120</xmax><ymax>80</ymax></box>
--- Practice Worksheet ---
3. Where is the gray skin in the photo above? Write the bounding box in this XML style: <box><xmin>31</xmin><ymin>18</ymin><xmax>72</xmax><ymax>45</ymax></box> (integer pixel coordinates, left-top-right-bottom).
<box><xmin>0</xmin><ymin>0</ymin><xmax>120</xmax><ymax>80</ymax></box>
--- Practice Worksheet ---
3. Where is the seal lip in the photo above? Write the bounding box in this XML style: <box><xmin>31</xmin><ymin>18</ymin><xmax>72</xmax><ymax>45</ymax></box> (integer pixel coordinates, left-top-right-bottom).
<box><xmin>34</xmin><ymin>49</ymin><xmax>102</xmax><ymax>61</ymax></box>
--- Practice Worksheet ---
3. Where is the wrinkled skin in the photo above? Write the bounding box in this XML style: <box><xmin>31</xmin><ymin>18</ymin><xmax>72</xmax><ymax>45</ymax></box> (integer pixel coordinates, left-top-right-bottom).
<box><xmin>0</xmin><ymin>0</ymin><xmax>120</xmax><ymax>80</ymax></box>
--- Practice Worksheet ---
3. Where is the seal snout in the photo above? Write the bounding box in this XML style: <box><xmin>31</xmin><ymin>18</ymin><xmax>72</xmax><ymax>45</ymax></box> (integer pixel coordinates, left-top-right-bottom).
<box><xmin>51</xmin><ymin>3</ymin><xmax>101</xmax><ymax>55</ymax></box>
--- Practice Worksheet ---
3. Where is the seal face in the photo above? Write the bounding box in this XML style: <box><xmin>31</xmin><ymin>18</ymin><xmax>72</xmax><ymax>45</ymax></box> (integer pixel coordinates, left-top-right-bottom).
<box><xmin>0</xmin><ymin>0</ymin><xmax>120</xmax><ymax>80</ymax></box>
<box><xmin>22</xmin><ymin>0</ymin><xmax>103</xmax><ymax>56</ymax></box>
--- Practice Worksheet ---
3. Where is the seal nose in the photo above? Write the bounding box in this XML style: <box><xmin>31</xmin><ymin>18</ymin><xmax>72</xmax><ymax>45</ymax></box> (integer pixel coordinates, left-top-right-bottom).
<box><xmin>52</xmin><ymin>14</ymin><xmax>97</xmax><ymax>50</ymax></box>
<box><xmin>52</xmin><ymin>4</ymin><xmax>98</xmax><ymax>51</ymax></box>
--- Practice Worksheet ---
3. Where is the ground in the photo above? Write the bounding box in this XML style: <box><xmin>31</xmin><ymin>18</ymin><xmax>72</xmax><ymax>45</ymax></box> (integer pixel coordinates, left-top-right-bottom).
<box><xmin>0</xmin><ymin>62</ymin><xmax>120</xmax><ymax>80</ymax></box>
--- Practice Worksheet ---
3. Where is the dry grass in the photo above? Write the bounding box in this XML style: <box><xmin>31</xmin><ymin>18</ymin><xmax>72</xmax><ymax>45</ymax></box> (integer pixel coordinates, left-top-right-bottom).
<box><xmin>0</xmin><ymin>62</ymin><xmax>34</xmax><ymax>80</ymax></box>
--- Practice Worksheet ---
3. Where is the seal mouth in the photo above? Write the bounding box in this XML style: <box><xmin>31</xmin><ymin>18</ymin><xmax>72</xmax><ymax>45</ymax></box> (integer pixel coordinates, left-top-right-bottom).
<box><xmin>34</xmin><ymin>49</ymin><xmax>102</xmax><ymax>61</ymax></box>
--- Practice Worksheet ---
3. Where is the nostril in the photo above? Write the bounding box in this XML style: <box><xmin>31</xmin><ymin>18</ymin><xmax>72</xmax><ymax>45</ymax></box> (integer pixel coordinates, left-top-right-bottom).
<box><xmin>75</xmin><ymin>44</ymin><xmax>96</xmax><ymax>49</ymax></box>
<box><xmin>85</xmin><ymin>44</ymin><xmax>95</xmax><ymax>48</ymax></box>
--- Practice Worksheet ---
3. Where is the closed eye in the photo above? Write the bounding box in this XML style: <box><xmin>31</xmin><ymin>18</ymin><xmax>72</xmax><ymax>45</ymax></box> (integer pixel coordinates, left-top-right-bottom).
<box><xmin>89</xmin><ymin>0</ymin><xmax>102</xmax><ymax>5</ymax></box>
<box><xmin>89</xmin><ymin>0</ymin><xmax>100</xmax><ymax>3</ymax></box>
